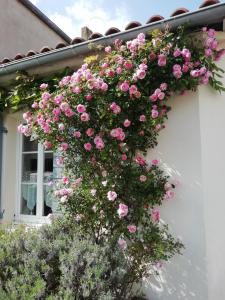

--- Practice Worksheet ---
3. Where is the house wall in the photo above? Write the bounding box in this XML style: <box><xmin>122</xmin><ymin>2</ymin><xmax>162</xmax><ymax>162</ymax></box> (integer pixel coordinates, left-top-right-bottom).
<box><xmin>1</xmin><ymin>113</ymin><xmax>19</xmax><ymax>223</ymax></box>
<box><xmin>144</xmin><ymin>50</ymin><xmax>225</xmax><ymax>300</ymax></box>
<box><xmin>0</xmin><ymin>0</ymin><xmax>65</xmax><ymax>59</ymax></box>
<box><xmin>0</xmin><ymin>30</ymin><xmax>225</xmax><ymax>300</ymax></box>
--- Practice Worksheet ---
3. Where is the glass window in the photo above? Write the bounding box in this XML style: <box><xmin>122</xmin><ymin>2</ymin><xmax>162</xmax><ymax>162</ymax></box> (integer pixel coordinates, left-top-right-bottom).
<box><xmin>20</xmin><ymin>136</ymin><xmax>62</xmax><ymax>218</ymax></box>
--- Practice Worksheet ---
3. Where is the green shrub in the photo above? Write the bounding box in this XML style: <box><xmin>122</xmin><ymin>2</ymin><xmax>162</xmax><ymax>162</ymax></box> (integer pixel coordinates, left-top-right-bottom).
<box><xmin>0</xmin><ymin>219</ymin><xmax>145</xmax><ymax>300</ymax></box>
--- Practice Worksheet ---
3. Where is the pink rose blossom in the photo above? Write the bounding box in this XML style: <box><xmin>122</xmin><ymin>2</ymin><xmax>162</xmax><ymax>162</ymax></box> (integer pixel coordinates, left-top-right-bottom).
<box><xmin>40</xmin><ymin>83</ymin><xmax>48</xmax><ymax>90</ymax></box>
<box><xmin>118</xmin><ymin>238</ymin><xmax>127</xmax><ymax>251</ymax></box>
<box><xmin>173</xmin><ymin>48</ymin><xmax>181</xmax><ymax>57</ymax></box>
<box><xmin>151</xmin><ymin>208</ymin><xmax>160</xmax><ymax>222</ymax></box>
<box><xmin>129</xmin><ymin>85</ymin><xmax>137</xmax><ymax>95</ymax></box>
<box><xmin>205</xmin><ymin>48</ymin><xmax>212</xmax><ymax>57</ymax></box>
<box><xmin>60</xmin><ymin>102</ymin><xmax>70</xmax><ymax>111</ymax></box>
<box><xmin>135</xmin><ymin>155</ymin><xmax>146</xmax><ymax>166</ymax></box>
<box><xmin>59</xmin><ymin>142</ymin><xmax>69</xmax><ymax>151</ymax></box>
<box><xmin>182</xmin><ymin>48</ymin><xmax>191</xmax><ymax>61</ymax></box>
<box><xmin>72</xmin><ymin>86</ymin><xmax>81</xmax><ymax>94</ymax></box>
<box><xmin>139</xmin><ymin>115</ymin><xmax>146</xmax><ymax>122</ymax></box>
<box><xmin>140</xmin><ymin>175</ymin><xmax>147</xmax><ymax>182</ymax></box>
<box><xmin>158</xmin><ymin>92</ymin><xmax>165</xmax><ymax>100</ymax></box>
<box><xmin>165</xmin><ymin>190</ymin><xmax>175</xmax><ymax>200</ymax></box>
<box><xmin>117</xmin><ymin>203</ymin><xmax>128</xmax><ymax>218</ymax></box>
<box><xmin>80</xmin><ymin>113</ymin><xmax>90</xmax><ymax>122</ymax></box>
<box><xmin>43</xmin><ymin>141</ymin><xmax>52</xmax><ymax>149</ymax></box>
<box><xmin>85</xmin><ymin>94</ymin><xmax>93</xmax><ymax>101</ymax></box>
<box><xmin>107</xmin><ymin>191</ymin><xmax>117</xmax><ymax>201</ymax></box>
<box><xmin>105</xmin><ymin>46</ymin><xmax>111</xmax><ymax>53</ymax></box>
<box><xmin>158</xmin><ymin>54</ymin><xmax>167</xmax><ymax>67</ymax></box>
<box><xmin>152</xmin><ymin>159</ymin><xmax>159</xmax><ymax>165</ymax></box>
<box><xmin>127</xmin><ymin>225</ymin><xmax>137</xmax><ymax>233</ymax></box>
<box><xmin>96</xmin><ymin>142</ymin><xmax>105</xmax><ymax>150</ymax></box>
<box><xmin>41</xmin><ymin>92</ymin><xmax>51</xmax><ymax>101</ymax></box>
<box><xmin>77</xmin><ymin>104</ymin><xmax>86</xmax><ymax>113</ymax></box>
<box><xmin>94</xmin><ymin>136</ymin><xmax>103</xmax><ymax>145</ymax></box>
<box><xmin>136</xmin><ymin>69</ymin><xmax>146</xmax><ymax>79</ymax></box>
<box><xmin>124</xmin><ymin>61</ymin><xmax>133</xmax><ymax>69</ymax></box>
<box><xmin>173</xmin><ymin>64</ymin><xmax>182</xmax><ymax>78</ymax></box>
<box><xmin>54</xmin><ymin>94</ymin><xmax>64</xmax><ymax>105</ymax></box>
<box><xmin>101</xmin><ymin>82</ymin><xmax>108</xmax><ymax>91</ymax></box>
<box><xmin>73</xmin><ymin>131</ymin><xmax>81</xmax><ymax>138</ymax></box>
<box><xmin>84</xmin><ymin>143</ymin><xmax>92</xmax><ymax>151</ymax></box>
<box><xmin>121</xmin><ymin>154</ymin><xmax>127</xmax><ymax>161</ymax></box>
<box><xmin>160</xmin><ymin>83</ymin><xmax>167</xmax><ymax>91</ymax></box>
<box><xmin>149</xmin><ymin>93</ymin><xmax>158</xmax><ymax>102</ymax></box>
<box><xmin>86</xmin><ymin>128</ymin><xmax>94</xmax><ymax>137</ymax></box>
<box><xmin>116</xmin><ymin>67</ymin><xmax>123</xmax><ymax>74</ymax></box>
<box><xmin>32</xmin><ymin>102</ymin><xmax>38</xmax><ymax>109</ymax></box>
<box><xmin>151</xmin><ymin>109</ymin><xmax>159</xmax><ymax>119</ymax></box>
<box><xmin>120</xmin><ymin>82</ymin><xmax>129</xmax><ymax>92</ymax></box>
<box><xmin>110</xmin><ymin>128</ymin><xmax>125</xmax><ymax>141</ymax></box>
<box><xmin>110</xmin><ymin>102</ymin><xmax>121</xmax><ymax>114</ymax></box>
<box><xmin>123</xmin><ymin>119</ymin><xmax>131</xmax><ymax>127</ymax></box>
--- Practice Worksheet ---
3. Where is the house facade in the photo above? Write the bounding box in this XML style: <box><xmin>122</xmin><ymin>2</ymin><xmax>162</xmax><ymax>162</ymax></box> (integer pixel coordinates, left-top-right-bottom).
<box><xmin>0</xmin><ymin>1</ymin><xmax>225</xmax><ymax>299</ymax></box>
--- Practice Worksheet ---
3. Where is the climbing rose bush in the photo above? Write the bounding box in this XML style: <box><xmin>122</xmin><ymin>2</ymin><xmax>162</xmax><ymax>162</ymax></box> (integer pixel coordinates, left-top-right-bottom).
<box><xmin>19</xmin><ymin>27</ymin><xmax>224</xmax><ymax>278</ymax></box>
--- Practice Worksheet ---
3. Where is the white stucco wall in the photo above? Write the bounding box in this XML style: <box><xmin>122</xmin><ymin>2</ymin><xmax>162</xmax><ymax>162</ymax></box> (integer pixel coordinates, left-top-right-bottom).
<box><xmin>144</xmin><ymin>46</ymin><xmax>225</xmax><ymax>300</ymax></box>
<box><xmin>1</xmin><ymin>113</ymin><xmax>19</xmax><ymax>223</ymax></box>
<box><xmin>0</xmin><ymin>0</ymin><xmax>65</xmax><ymax>59</ymax></box>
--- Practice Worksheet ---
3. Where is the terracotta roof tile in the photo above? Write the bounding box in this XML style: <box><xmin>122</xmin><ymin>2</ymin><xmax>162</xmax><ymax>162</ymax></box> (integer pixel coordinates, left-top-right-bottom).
<box><xmin>71</xmin><ymin>37</ymin><xmax>86</xmax><ymax>44</ymax></box>
<box><xmin>40</xmin><ymin>46</ymin><xmax>52</xmax><ymax>53</ymax></box>
<box><xmin>89</xmin><ymin>32</ymin><xmax>103</xmax><ymax>39</ymax></box>
<box><xmin>26</xmin><ymin>50</ymin><xmax>37</xmax><ymax>57</ymax></box>
<box><xmin>1</xmin><ymin>58</ymin><xmax>11</xmax><ymax>64</ymax></box>
<box><xmin>146</xmin><ymin>15</ymin><xmax>164</xmax><ymax>24</ymax></box>
<box><xmin>55</xmin><ymin>42</ymin><xmax>68</xmax><ymax>49</ymax></box>
<box><xmin>0</xmin><ymin>0</ymin><xmax>223</xmax><ymax>65</ymax></box>
<box><xmin>105</xmin><ymin>27</ymin><xmax>121</xmax><ymax>35</ymax></box>
<box><xmin>170</xmin><ymin>8</ymin><xmax>189</xmax><ymax>17</ymax></box>
<box><xmin>14</xmin><ymin>53</ymin><xmax>25</xmax><ymax>60</ymax></box>
<box><xmin>125</xmin><ymin>21</ymin><xmax>142</xmax><ymax>30</ymax></box>
<box><xmin>199</xmin><ymin>0</ymin><xmax>220</xmax><ymax>8</ymax></box>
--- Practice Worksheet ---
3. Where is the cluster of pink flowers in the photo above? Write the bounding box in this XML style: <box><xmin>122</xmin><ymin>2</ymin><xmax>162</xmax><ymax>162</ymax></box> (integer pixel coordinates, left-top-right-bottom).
<box><xmin>110</xmin><ymin>102</ymin><xmax>121</xmax><ymax>114</ymax></box>
<box><xmin>94</xmin><ymin>136</ymin><xmax>105</xmax><ymax>150</ymax></box>
<box><xmin>126</xmin><ymin>33</ymin><xmax>145</xmax><ymax>54</ymax></box>
<box><xmin>54</xmin><ymin>187</ymin><xmax>74</xmax><ymax>203</ymax></box>
<box><xmin>16</xmin><ymin>27</ymin><xmax>224</xmax><ymax>256</ymax></box>
<box><xmin>203</xmin><ymin>27</ymin><xmax>218</xmax><ymax>57</ymax></box>
<box><xmin>110</xmin><ymin>128</ymin><xmax>125</xmax><ymax>141</ymax></box>
<box><xmin>17</xmin><ymin>124</ymin><xmax>32</xmax><ymax>136</ymax></box>
<box><xmin>151</xmin><ymin>208</ymin><xmax>160</xmax><ymax>222</ymax></box>
<box><xmin>150</xmin><ymin>87</ymin><xmax>165</xmax><ymax>102</ymax></box>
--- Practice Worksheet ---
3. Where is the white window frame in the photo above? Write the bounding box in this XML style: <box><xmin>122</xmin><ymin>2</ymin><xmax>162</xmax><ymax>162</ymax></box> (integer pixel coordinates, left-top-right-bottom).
<box><xmin>15</xmin><ymin>132</ymin><xmax>53</xmax><ymax>224</ymax></box>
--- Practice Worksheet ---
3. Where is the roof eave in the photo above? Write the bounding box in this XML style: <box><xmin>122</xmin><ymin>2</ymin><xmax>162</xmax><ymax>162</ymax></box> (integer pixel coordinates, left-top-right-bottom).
<box><xmin>0</xmin><ymin>2</ymin><xmax>225</xmax><ymax>86</ymax></box>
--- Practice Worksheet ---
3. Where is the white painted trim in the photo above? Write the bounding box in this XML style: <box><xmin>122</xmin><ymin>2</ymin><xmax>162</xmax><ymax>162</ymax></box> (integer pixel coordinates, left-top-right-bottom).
<box><xmin>16</xmin><ymin>132</ymin><xmax>51</xmax><ymax>224</ymax></box>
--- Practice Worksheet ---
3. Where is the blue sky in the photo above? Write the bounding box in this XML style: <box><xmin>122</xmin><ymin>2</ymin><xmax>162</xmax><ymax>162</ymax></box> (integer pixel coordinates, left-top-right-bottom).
<box><xmin>30</xmin><ymin>0</ymin><xmax>224</xmax><ymax>38</ymax></box>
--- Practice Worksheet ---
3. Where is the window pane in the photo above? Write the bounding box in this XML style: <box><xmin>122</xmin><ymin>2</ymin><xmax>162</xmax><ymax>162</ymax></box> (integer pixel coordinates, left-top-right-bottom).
<box><xmin>43</xmin><ymin>152</ymin><xmax>62</xmax><ymax>216</ymax></box>
<box><xmin>44</xmin><ymin>152</ymin><xmax>53</xmax><ymax>183</ymax></box>
<box><xmin>22</xmin><ymin>153</ymin><xmax>38</xmax><ymax>182</ymax></box>
<box><xmin>43</xmin><ymin>184</ymin><xmax>59</xmax><ymax>216</ymax></box>
<box><xmin>23</xmin><ymin>136</ymin><xmax>38</xmax><ymax>152</ymax></box>
<box><xmin>21</xmin><ymin>183</ymin><xmax>37</xmax><ymax>215</ymax></box>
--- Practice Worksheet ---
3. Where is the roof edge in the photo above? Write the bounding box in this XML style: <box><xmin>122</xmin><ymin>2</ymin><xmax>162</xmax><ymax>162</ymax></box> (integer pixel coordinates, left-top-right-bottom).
<box><xmin>18</xmin><ymin>0</ymin><xmax>71</xmax><ymax>43</ymax></box>
<box><xmin>0</xmin><ymin>2</ymin><xmax>224</xmax><ymax>86</ymax></box>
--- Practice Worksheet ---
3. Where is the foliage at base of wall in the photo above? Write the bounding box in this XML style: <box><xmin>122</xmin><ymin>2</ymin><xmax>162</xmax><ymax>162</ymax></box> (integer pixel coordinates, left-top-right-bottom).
<box><xmin>0</xmin><ymin>218</ymin><xmax>147</xmax><ymax>300</ymax></box>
